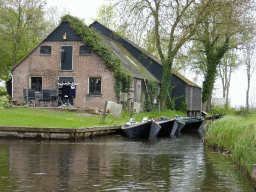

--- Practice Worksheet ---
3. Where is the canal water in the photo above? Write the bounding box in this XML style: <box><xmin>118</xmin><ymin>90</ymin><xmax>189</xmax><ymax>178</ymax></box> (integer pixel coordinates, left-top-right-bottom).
<box><xmin>0</xmin><ymin>132</ymin><xmax>254</xmax><ymax>191</ymax></box>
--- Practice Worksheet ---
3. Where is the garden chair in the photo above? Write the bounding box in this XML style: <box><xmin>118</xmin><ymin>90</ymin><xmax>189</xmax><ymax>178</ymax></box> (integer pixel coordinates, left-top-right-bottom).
<box><xmin>23</xmin><ymin>89</ymin><xmax>27</xmax><ymax>103</ymax></box>
<box><xmin>42</xmin><ymin>90</ymin><xmax>51</xmax><ymax>107</ymax></box>
<box><xmin>27</xmin><ymin>89</ymin><xmax>36</xmax><ymax>107</ymax></box>
<box><xmin>50</xmin><ymin>90</ymin><xmax>58</xmax><ymax>107</ymax></box>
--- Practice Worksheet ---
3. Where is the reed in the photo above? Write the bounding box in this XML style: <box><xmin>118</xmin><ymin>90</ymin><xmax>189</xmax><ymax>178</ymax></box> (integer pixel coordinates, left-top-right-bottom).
<box><xmin>205</xmin><ymin>114</ymin><xmax>256</xmax><ymax>175</ymax></box>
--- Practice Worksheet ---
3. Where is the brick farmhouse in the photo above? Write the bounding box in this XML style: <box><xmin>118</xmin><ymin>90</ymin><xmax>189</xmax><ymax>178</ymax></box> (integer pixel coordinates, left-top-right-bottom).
<box><xmin>9</xmin><ymin>17</ymin><xmax>202</xmax><ymax>112</ymax></box>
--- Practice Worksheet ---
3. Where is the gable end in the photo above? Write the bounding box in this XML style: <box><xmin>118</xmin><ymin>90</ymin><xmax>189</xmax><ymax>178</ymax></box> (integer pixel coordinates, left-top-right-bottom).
<box><xmin>45</xmin><ymin>22</ymin><xmax>82</xmax><ymax>42</ymax></box>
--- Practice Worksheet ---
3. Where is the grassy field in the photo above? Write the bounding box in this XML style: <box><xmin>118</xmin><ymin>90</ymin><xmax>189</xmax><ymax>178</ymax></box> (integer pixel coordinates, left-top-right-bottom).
<box><xmin>205</xmin><ymin>113</ymin><xmax>256</xmax><ymax>176</ymax></box>
<box><xmin>0</xmin><ymin>107</ymin><xmax>185</xmax><ymax>128</ymax></box>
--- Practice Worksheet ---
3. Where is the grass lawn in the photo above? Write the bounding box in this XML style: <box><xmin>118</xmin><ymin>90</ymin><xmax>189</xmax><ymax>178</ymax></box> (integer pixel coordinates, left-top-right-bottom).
<box><xmin>0</xmin><ymin>107</ymin><xmax>185</xmax><ymax>128</ymax></box>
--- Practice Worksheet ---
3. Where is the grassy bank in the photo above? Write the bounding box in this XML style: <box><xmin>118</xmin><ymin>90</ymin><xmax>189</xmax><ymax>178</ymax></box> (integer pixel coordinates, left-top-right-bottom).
<box><xmin>205</xmin><ymin>114</ymin><xmax>256</xmax><ymax>176</ymax></box>
<box><xmin>0</xmin><ymin>108</ymin><xmax>185</xmax><ymax>128</ymax></box>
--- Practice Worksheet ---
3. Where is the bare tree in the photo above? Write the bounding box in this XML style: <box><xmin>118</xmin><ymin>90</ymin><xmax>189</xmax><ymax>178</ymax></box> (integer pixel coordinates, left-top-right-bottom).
<box><xmin>218</xmin><ymin>50</ymin><xmax>240</xmax><ymax>107</ymax></box>
<box><xmin>243</xmin><ymin>43</ymin><xmax>256</xmax><ymax>111</ymax></box>
<box><xmin>94</xmin><ymin>3</ymin><xmax>117</xmax><ymax>29</ymax></box>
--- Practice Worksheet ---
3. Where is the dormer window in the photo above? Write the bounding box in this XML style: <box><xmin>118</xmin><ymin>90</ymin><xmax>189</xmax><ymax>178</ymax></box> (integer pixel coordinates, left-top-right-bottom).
<box><xmin>40</xmin><ymin>46</ymin><xmax>51</xmax><ymax>55</ymax></box>
<box><xmin>79</xmin><ymin>45</ymin><xmax>91</xmax><ymax>55</ymax></box>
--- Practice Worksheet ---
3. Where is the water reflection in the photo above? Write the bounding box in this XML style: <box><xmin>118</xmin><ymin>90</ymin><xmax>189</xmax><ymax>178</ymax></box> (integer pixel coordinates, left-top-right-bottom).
<box><xmin>0</xmin><ymin>132</ymin><xmax>254</xmax><ymax>191</ymax></box>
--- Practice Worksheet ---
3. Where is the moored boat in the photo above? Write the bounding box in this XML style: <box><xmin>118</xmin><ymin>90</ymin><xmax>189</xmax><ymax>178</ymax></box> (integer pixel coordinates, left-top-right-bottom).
<box><xmin>157</xmin><ymin>119</ymin><xmax>178</xmax><ymax>137</ymax></box>
<box><xmin>176</xmin><ymin>117</ymin><xmax>204</xmax><ymax>133</ymax></box>
<box><xmin>122</xmin><ymin>119</ymin><xmax>161</xmax><ymax>139</ymax></box>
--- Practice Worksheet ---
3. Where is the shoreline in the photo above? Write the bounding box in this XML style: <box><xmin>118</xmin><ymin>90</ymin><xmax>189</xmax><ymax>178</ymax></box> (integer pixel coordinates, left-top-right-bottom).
<box><xmin>0</xmin><ymin>125</ymin><xmax>122</xmax><ymax>140</ymax></box>
<box><xmin>204</xmin><ymin>114</ymin><xmax>256</xmax><ymax>184</ymax></box>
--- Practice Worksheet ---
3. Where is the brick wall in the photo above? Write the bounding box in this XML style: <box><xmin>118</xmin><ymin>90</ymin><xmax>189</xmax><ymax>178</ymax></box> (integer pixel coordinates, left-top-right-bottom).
<box><xmin>12</xmin><ymin>41</ymin><xmax>117</xmax><ymax>110</ymax></box>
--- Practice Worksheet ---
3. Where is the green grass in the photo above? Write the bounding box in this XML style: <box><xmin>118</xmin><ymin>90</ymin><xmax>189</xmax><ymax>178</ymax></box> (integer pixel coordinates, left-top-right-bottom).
<box><xmin>0</xmin><ymin>107</ymin><xmax>185</xmax><ymax>128</ymax></box>
<box><xmin>205</xmin><ymin>113</ymin><xmax>256</xmax><ymax>176</ymax></box>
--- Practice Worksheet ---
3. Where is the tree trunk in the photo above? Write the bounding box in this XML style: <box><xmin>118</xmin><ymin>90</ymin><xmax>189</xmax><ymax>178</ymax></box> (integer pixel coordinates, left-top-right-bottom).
<box><xmin>246</xmin><ymin>80</ymin><xmax>250</xmax><ymax>111</ymax></box>
<box><xmin>206</xmin><ymin>95</ymin><xmax>211</xmax><ymax>112</ymax></box>
<box><xmin>202</xmin><ymin>101</ymin><xmax>207</xmax><ymax>112</ymax></box>
<box><xmin>246</xmin><ymin>64</ymin><xmax>251</xmax><ymax>111</ymax></box>
<box><xmin>159</xmin><ymin>59</ymin><xmax>173</xmax><ymax>109</ymax></box>
<box><xmin>225</xmin><ymin>85</ymin><xmax>229</xmax><ymax>108</ymax></box>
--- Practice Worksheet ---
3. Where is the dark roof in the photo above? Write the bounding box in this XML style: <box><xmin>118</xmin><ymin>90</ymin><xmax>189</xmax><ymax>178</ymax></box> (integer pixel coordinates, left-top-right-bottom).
<box><xmin>101</xmin><ymin>36</ymin><xmax>158</xmax><ymax>81</ymax></box>
<box><xmin>90</xmin><ymin>21</ymin><xmax>201</xmax><ymax>88</ymax></box>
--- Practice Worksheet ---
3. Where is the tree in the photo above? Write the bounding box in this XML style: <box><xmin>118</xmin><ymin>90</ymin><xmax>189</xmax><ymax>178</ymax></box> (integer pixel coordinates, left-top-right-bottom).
<box><xmin>0</xmin><ymin>0</ymin><xmax>48</xmax><ymax>81</ymax></box>
<box><xmin>191</xmin><ymin>0</ymin><xmax>255</xmax><ymax>111</ymax></box>
<box><xmin>44</xmin><ymin>5</ymin><xmax>69</xmax><ymax>35</ymax></box>
<box><xmin>243</xmin><ymin>42</ymin><xmax>255</xmax><ymax>111</ymax></box>
<box><xmin>94</xmin><ymin>3</ymin><xmax>117</xmax><ymax>29</ymax></box>
<box><xmin>218</xmin><ymin>50</ymin><xmax>240</xmax><ymax>107</ymax></box>
<box><xmin>115</xmin><ymin>0</ymin><xmax>218</xmax><ymax>109</ymax></box>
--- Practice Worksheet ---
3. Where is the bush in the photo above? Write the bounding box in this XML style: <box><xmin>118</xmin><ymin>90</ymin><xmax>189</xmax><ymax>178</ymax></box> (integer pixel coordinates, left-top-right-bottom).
<box><xmin>165</xmin><ymin>96</ymin><xmax>175</xmax><ymax>110</ymax></box>
<box><xmin>0</xmin><ymin>95</ymin><xmax>11</xmax><ymax>108</ymax></box>
<box><xmin>0</xmin><ymin>91</ymin><xmax>7</xmax><ymax>97</ymax></box>
<box><xmin>178</xmin><ymin>101</ymin><xmax>188</xmax><ymax>113</ymax></box>
<box><xmin>211</xmin><ymin>104</ymin><xmax>235</xmax><ymax>116</ymax></box>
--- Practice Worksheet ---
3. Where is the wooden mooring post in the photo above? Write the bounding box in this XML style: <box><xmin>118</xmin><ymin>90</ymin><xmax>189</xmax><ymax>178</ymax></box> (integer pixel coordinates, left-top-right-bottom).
<box><xmin>102</xmin><ymin>101</ymin><xmax>108</xmax><ymax>122</ymax></box>
<box><xmin>252</xmin><ymin>164</ymin><xmax>256</xmax><ymax>178</ymax></box>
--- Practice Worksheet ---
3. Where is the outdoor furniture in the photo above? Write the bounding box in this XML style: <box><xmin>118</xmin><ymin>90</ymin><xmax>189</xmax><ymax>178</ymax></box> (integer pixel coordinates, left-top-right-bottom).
<box><xmin>23</xmin><ymin>89</ymin><xmax>27</xmax><ymax>102</ymax></box>
<box><xmin>42</xmin><ymin>90</ymin><xmax>51</xmax><ymax>107</ymax></box>
<box><xmin>50</xmin><ymin>90</ymin><xmax>58</xmax><ymax>107</ymax></box>
<box><xmin>36</xmin><ymin>90</ymin><xmax>43</xmax><ymax>106</ymax></box>
<box><xmin>27</xmin><ymin>89</ymin><xmax>36</xmax><ymax>107</ymax></box>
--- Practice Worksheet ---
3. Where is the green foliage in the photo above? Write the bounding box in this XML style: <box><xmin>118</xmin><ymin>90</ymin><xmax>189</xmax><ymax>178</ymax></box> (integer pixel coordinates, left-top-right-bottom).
<box><xmin>178</xmin><ymin>101</ymin><xmax>188</xmax><ymax>113</ymax></box>
<box><xmin>95</xmin><ymin>3</ymin><xmax>117</xmax><ymax>28</ymax></box>
<box><xmin>61</xmin><ymin>15</ymin><xmax>133</xmax><ymax>99</ymax></box>
<box><xmin>165</xmin><ymin>86</ymin><xmax>181</xmax><ymax>110</ymax></box>
<box><xmin>165</xmin><ymin>97</ymin><xmax>175</xmax><ymax>110</ymax></box>
<box><xmin>0</xmin><ymin>91</ymin><xmax>7</xmax><ymax>97</ymax></box>
<box><xmin>0</xmin><ymin>0</ymin><xmax>48</xmax><ymax>81</ymax></box>
<box><xmin>211</xmin><ymin>105</ymin><xmax>235</xmax><ymax>116</ymax></box>
<box><xmin>160</xmin><ymin>60</ymin><xmax>174</xmax><ymax>109</ymax></box>
<box><xmin>143</xmin><ymin>79</ymin><xmax>159</xmax><ymax>111</ymax></box>
<box><xmin>205</xmin><ymin>115</ymin><xmax>256</xmax><ymax>175</ymax></box>
<box><xmin>0</xmin><ymin>96</ymin><xmax>10</xmax><ymax>109</ymax></box>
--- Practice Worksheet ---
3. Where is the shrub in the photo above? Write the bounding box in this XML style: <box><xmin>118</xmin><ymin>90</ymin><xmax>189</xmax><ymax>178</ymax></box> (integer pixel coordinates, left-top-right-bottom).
<box><xmin>211</xmin><ymin>104</ymin><xmax>235</xmax><ymax>116</ymax></box>
<box><xmin>178</xmin><ymin>101</ymin><xmax>188</xmax><ymax>113</ymax></box>
<box><xmin>0</xmin><ymin>95</ymin><xmax>11</xmax><ymax>108</ymax></box>
<box><xmin>165</xmin><ymin>96</ymin><xmax>175</xmax><ymax>110</ymax></box>
<box><xmin>0</xmin><ymin>91</ymin><xmax>7</xmax><ymax>97</ymax></box>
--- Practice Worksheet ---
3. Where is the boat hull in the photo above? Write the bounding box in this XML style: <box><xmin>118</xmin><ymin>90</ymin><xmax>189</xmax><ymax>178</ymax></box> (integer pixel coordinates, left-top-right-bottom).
<box><xmin>157</xmin><ymin>119</ymin><xmax>178</xmax><ymax>137</ymax></box>
<box><xmin>122</xmin><ymin>121</ymin><xmax>161</xmax><ymax>139</ymax></box>
<box><xmin>177</xmin><ymin>117</ymin><xmax>204</xmax><ymax>133</ymax></box>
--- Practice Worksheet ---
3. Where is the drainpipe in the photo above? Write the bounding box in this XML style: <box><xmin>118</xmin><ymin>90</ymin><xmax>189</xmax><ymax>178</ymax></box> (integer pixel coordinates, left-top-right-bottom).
<box><xmin>10</xmin><ymin>72</ymin><xmax>13</xmax><ymax>98</ymax></box>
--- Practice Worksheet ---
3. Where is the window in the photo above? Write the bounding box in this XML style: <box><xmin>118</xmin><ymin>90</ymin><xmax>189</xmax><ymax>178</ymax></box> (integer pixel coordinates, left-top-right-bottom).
<box><xmin>89</xmin><ymin>78</ymin><xmax>101</xmax><ymax>94</ymax></box>
<box><xmin>80</xmin><ymin>45</ymin><xmax>91</xmax><ymax>55</ymax></box>
<box><xmin>40</xmin><ymin>46</ymin><xmax>51</xmax><ymax>55</ymax></box>
<box><xmin>31</xmin><ymin>77</ymin><xmax>42</xmax><ymax>91</ymax></box>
